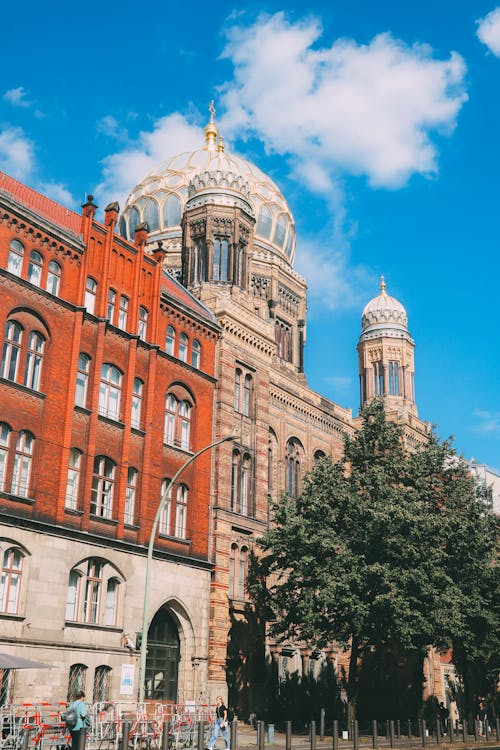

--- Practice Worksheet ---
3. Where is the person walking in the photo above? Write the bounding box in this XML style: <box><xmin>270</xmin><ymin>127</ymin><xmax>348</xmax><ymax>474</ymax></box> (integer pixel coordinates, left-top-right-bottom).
<box><xmin>206</xmin><ymin>696</ymin><xmax>230</xmax><ymax>750</ymax></box>
<box><xmin>66</xmin><ymin>690</ymin><xmax>89</xmax><ymax>750</ymax></box>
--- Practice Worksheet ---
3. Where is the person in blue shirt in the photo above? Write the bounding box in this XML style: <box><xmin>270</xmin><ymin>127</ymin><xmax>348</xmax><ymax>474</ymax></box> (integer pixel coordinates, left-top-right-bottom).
<box><xmin>67</xmin><ymin>691</ymin><xmax>89</xmax><ymax>750</ymax></box>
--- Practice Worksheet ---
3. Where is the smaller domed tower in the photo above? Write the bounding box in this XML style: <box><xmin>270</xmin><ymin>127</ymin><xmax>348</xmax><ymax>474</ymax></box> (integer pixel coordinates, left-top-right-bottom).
<box><xmin>357</xmin><ymin>277</ymin><xmax>417</xmax><ymax>415</ymax></box>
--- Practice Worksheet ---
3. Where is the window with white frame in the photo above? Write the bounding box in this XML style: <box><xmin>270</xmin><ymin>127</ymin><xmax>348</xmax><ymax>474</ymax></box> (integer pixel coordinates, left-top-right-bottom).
<box><xmin>179</xmin><ymin>333</ymin><xmax>188</xmax><ymax>362</ymax></box>
<box><xmin>75</xmin><ymin>353</ymin><xmax>90</xmax><ymax>408</ymax></box>
<box><xmin>118</xmin><ymin>295</ymin><xmax>128</xmax><ymax>331</ymax></box>
<box><xmin>166</xmin><ymin>325</ymin><xmax>175</xmax><ymax>355</ymax></box>
<box><xmin>104</xmin><ymin>579</ymin><xmax>119</xmax><ymax>626</ymax></box>
<box><xmin>191</xmin><ymin>339</ymin><xmax>201</xmax><ymax>368</ymax></box>
<box><xmin>11</xmin><ymin>430</ymin><xmax>34</xmax><ymax>498</ymax></box>
<box><xmin>159</xmin><ymin>478</ymin><xmax>172</xmax><ymax>535</ymax></box>
<box><xmin>27</xmin><ymin>250</ymin><xmax>42</xmax><ymax>286</ymax></box>
<box><xmin>164</xmin><ymin>393</ymin><xmax>192</xmax><ymax>450</ymax></box>
<box><xmin>7</xmin><ymin>239</ymin><xmax>24</xmax><ymax>276</ymax></box>
<box><xmin>65</xmin><ymin>448</ymin><xmax>82</xmax><ymax>510</ymax></box>
<box><xmin>1</xmin><ymin>321</ymin><xmax>22</xmax><ymax>382</ymax></box>
<box><xmin>124</xmin><ymin>467</ymin><xmax>137</xmax><ymax>525</ymax></box>
<box><xmin>0</xmin><ymin>423</ymin><xmax>10</xmax><ymax>492</ymax></box>
<box><xmin>131</xmin><ymin>378</ymin><xmax>143</xmax><ymax>429</ymax></box>
<box><xmin>46</xmin><ymin>260</ymin><xmax>61</xmax><ymax>296</ymax></box>
<box><xmin>24</xmin><ymin>331</ymin><xmax>44</xmax><ymax>390</ymax></box>
<box><xmin>85</xmin><ymin>277</ymin><xmax>97</xmax><ymax>314</ymax></box>
<box><xmin>98</xmin><ymin>363</ymin><xmax>122</xmax><ymax>420</ymax></box>
<box><xmin>107</xmin><ymin>288</ymin><xmax>116</xmax><ymax>323</ymax></box>
<box><xmin>90</xmin><ymin>456</ymin><xmax>116</xmax><ymax>519</ymax></box>
<box><xmin>138</xmin><ymin>306</ymin><xmax>148</xmax><ymax>340</ymax></box>
<box><xmin>0</xmin><ymin>547</ymin><xmax>24</xmax><ymax>614</ymax></box>
<box><xmin>66</xmin><ymin>559</ymin><xmax>123</xmax><ymax>629</ymax></box>
<box><xmin>174</xmin><ymin>484</ymin><xmax>188</xmax><ymax>539</ymax></box>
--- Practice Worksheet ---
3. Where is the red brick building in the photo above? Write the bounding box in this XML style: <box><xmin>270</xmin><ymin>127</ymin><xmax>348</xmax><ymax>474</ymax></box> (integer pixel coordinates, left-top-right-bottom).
<box><xmin>0</xmin><ymin>171</ymin><xmax>220</xmax><ymax>704</ymax></box>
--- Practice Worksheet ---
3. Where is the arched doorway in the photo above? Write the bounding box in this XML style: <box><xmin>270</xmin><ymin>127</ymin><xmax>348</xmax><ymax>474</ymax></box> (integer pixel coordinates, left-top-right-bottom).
<box><xmin>145</xmin><ymin>606</ymin><xmax>180</xmax><ymax>701</ymax></box>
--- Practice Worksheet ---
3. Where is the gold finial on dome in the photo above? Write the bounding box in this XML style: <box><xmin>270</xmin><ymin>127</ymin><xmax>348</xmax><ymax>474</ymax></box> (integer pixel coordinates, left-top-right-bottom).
<box><xmin>204</xmin><ymin>100</ymin><xmax>218</xmax><ymax>150</ymax></box>
<box><xmin>380</xmin><ymin>275</ymin><xmax>387</xmax><ymax>295</ymax></box>
<box><xmin>217</xmin><ymin>135</ymin><xmax>225</xmax><ymax>153</ymax></box>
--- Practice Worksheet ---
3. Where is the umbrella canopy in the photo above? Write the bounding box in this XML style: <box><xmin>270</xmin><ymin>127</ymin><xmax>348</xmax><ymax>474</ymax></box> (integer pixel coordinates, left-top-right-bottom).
<box><xmin>0</xmin><ymin>652</ymin><xmax>51</xmax><ymax>669</ymax></box>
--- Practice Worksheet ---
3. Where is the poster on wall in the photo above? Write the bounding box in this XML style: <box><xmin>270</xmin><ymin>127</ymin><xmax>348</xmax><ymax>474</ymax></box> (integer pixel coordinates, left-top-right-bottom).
<box><xmin>120</xmin><ymin>664</ymin><xmax>135</xmax><ymax>695</ymax></box>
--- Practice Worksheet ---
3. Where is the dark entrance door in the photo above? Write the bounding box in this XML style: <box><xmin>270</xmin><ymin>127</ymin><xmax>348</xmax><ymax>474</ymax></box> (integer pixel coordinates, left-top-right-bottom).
<box><xmin>145</xmin><ymin>607</ymin><xmax>180</xmax><ymax>701</ymax></box>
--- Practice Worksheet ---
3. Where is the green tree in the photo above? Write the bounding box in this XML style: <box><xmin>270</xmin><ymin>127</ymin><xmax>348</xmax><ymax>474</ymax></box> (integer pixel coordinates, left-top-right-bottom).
<box><xmin>258</xmin><ymin>399</ymin><xmax>499</xmax><ymax>720</ymax></box>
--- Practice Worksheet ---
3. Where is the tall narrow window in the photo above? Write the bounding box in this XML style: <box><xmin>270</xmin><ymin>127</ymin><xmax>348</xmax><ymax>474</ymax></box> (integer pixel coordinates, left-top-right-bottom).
<box><xmin>99</xmin><ymin>364</ymin><xmax>122</xmax><ymax>420</ymax></box>
<box><xmin>213</xmin><ymin>238</ymin><xmax>229</xmax><ymax>281</ymax></box>
<box><xmin>229</xmin><ymin>544</ymin><xmax>237</xmax><ymax>599</ymax></box>
<box><xmin>125</xmin><ymin>467</ymin><xmax>137</xmax><ymax>525</ymax></box>
<box><xmin>174</xmin><ymin>484</ymin><xmax>188</xmax><ymax>538</ymax></box>
<box><xmin>27</xmin><ymin>250</ymin><xmax>43</xmax><ymax>286</ymax></box>
<box><xmin>67</xmin><ymin>664</ymin><xmax>87</xmax><ymax>702</ymax></box>
<box><xmin>83</xmin><ymin>559</ymin><xmax>103</xmax><ymax>624</ymax></box>
<box><xmin>192</xmin><ymin>340</ymin><xmax>201</xmax><ymax>369</ymax></box>
<box><xmin>93</xmin><ymin>666</ymin><xmax>112</xmax><ymax>702</ymax></box>
<box><xmin>373</xmin><ymin>361</ymin><xmax>384</xmax><ymax>396</ymax></box>
<box><xmin>166</xmin><ymin>326</ymin><xmax>175</xmax><ymax>356</ymax></box>
<box><xmin>138</xmin><ymin>307</ymin><xmax>148</xmax><ymax>340</ymax></box>
<box><xmin>11</xmin><ymin>430</ymin><xmax>33</xmax><ymax>498</ymax></box>
<box><xmin>159</xmin><ymin>478</ymin><xmax>172</xmax><ymax>535</ymax></box>
<box><xmin>91</xmin><ymin>456</ymin><xmax>116</xmax><ymax>519</ymax></box>
<box><xmin>286</xmin><ymin>439</ymin><xmax>302</xmax><ymax>500</ymax></box>
<box><xmin>164</xmin><ymin>394</ymin><xmax>176</xmax><ymax>445</ymax></box>
<box><xmin>179</xmin><ymin>400</ymin><xmax>191</xmax><ymax>450</ymax></box>
<box><xmin>7</xmin><ymin>239</ymin><xmax>24</xmax><ymax>276</ymax></box>
<box><xmin>234</xmin><ymin>369</ymin><xmax>241</xmax><ymax>411</ymax></box>
<box><xmin>65</xmin><ymin>448</ymin><xmax>82</xmax><ymax>510</ymax></box>
<box><xmin>238</xmin><ymin>546</ymin><xmax>248</xmax><ymax>599</ymax></box>
<box><xmin>24</xmin><ymin>331</ymin><xmax>44</xmax><ymax>390</ymax></box>
<box><xmin>0</xmin><ymin>423</ymin><xmax>10</xmax><ymax>492</ymax></box>
<box><xmin>85</xmin><ymin>277</ymin><xmax>97</xmax><ymax>314</ymax></box>
<box><xmin>107</xmin><ymin>289</ymin><xmax>116</xmax><ymax>323</ymax></box>
<box><xmin>0</xmin><ymin>548</ymin><xmax>23</xmax><ymax>614</ymax></box>
<box><xmin>75</xmin><ymin>354</ymin><xmax>90</xmax><ymax>408</ymax></box>
<box><xmin>46</xmin><ymin>260</ymin><xmax>61</xmax><ymax>295</ymax></box>
<box><xmin>240</xmin><ymin>455</ymin><xmax>251</xmax><ymax>515</ymax></box>
<box><xmin>1</xmin><ymin>321</ymin><xmax>22</xmax><ymax>382</ymax></box>
<box><xmin>231</xmin><ymin>451</ymin><xmax>239</xmax><ymax>511</ymax></box>
<box><xmin>388</xmin><ymin>361</ymin><xmax>400</xmax><ymax>396</ymax></box>
<box><xmin>65</xmin><ymin>570</ymin><xmax>80</xmax><ymax>620</ymax></box>
<box><xmin>118</xmin><ymin>295</ymin><xmax>129</xmax><ymax>330</ymax></box>
<box><xmin>243</xmin><ymin>374</ymin><xmax>252</xmax><ymax>416</ymax></box>
<box><xmin>104</xmin><ymin>582</ymin><xmax>118</xmax><ymax>627</ymax></box>
<box><xmin>179</xmin><ymin>333</ymin><xmax>188</xmax><ymax>363</ymax></box>
<box><xmin>131</xmin><ymin>378</ymin><xmax>143</xmax><ymax>429</ymax></box>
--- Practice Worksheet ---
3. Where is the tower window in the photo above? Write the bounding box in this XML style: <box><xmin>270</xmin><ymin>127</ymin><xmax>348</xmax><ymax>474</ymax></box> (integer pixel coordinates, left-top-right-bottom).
<box><xmin>275</xmin><ymin>319</ymin><xmax>292</xmax><ymax>362</ymax></box>
<box><xmin>373</xmin><ymin>361</ymin><xmax>384</xmax><ymax>396</ymax></box>
<box><xmin>213</xmin><ymin>238</ymin><xmax>229</xmax><ymax>282</ymax></box>
<box><xmin>388</xmin><ymin>361</ymin><xmax>400</xmax><ymax>396</ymax></box>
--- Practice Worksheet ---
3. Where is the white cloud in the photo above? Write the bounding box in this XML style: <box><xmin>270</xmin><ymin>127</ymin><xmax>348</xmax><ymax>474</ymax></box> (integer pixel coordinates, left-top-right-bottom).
<box><xmin>97</xmin><ymin>112</ymin><xmax>203</xmax><ymax>207</ymax></box>
<box><xmin>325</xmin><ymin>376</ymin><xmax>353</xmax><ymax>390</ymax></box>
<box><xmin>97</xmin><ymin>115</ymin><xmax>128</xmax><ymax>141</ymax></box>
<box><xmin>3</xmin><ymin>86</ymin><xmax>31</xmax><ymax>108</ymax></box>
<box><xmin>40</xmin><ymin>181</ymin><xmax>79</xmax><ymax>210</ymax></box>
<box><xmin>473</xmin><ymin>410</ymin><xmax>500</xmax><ymax>435</ymax></box>
<box><xmin>219</xmin><ymin>12</ymin><xmax>467</xmax><ymax>190</ymax></box>
<box><xmin>477</xmin><ymin>7</ymin><xmax>500</xmax><ymax>56</ymax></box>
<box><xmin>0</xmin><ymin>126</ymin><xmax>35</xmax><ymax>180</ymax></box>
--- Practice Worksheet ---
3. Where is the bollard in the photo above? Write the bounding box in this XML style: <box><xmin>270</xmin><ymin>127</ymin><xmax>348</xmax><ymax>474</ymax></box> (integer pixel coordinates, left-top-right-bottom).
<box><xmin>258</xmin><ymin>720</ymin><xmax>265</xmax><ymax>750</ymax></box>
<box><xmin>231</xmin><ymin>720</ymin><xmax>238</xmax><ymax>750</ymax></box>
<box><xmin>496</xmin><ymin>718</ymin><xmax>500</xmax><ymax>742</ymax></box>
<box><xmin>386</xmin><ymin>721</ymin><xmax>390</xmax><ymax>741</ymax></box>
<box><xmin>332</xmin><ymin>719</ymin><xmax>339</xmax><ymax>750</ymax></box>
<box><xmin>421</xmin><ymin>719</ymin><xmax>427</xmax><ymax>747</ymax></box>
<box><xmin>197</xmin><ymin>721</ymin><xmax>205</xmax><ymax>750</ymax></box>
<box><xmin>163</xmin><ymin>721</ymin><xmax>171</xmax><ymax>750</ymax></box>
<box><xmin>474</xmin><ymin>720</ymin><xmax>479</xmax><ymax>742</ymax></box>
<box><xmin>320</xmin><ymin>709</ymin><xmax>325</xmax><ymax>742</ymax></box>
<box><xmin>286</xmin><ymin>720</ymin><xmax>292</xmax><ymax>750</ymax></box>
<box><xmin>436</xmin><ymin>719</ymin><xmax>441</xmax><ymax>745</ymax></box>
<box><xmin>372</xmin><ymin>719</ymin><xmax>378</xmax><ymax>749</ymax></box>
<box><xmin>353</xmin><ymin>720</ymin><xmax>359</xmax><ymax>750</ymax></box>
<box><xmin>121</xmin><ymin>721</ymin><xmax>131</xmax><ymax>750</ymax></box>
<box><xmin>310</xmin><ymin>720</ymin><xmax>316</xmax><ymax>750</ymax></box>
<box><xmin>462</xmin><ymin>719</ymin><xmax>467</xmax><ymax>744</ymax></box>
<box><xmin>448</xmin><ymin>720</ymin><xmax>454</xmax><ymax>744</ymax></box>
<box><xmin>268</xmin><ymin>724</ymin><xmax>275</xmax><ymax>745</ymax></box>
<box><xmin>407</xmin><ymin>720</ymin><xmax>412</xmax><ymax>739</ymax></box>
<box><xmin>485</xmin><ymin>721</ymin><xmax>490</xmax><ymax>741</ymax></box>
<box><xmin>396</xmin><ymin>720</ymin><xmax>401</xmax><ymax>740</ymax></box>
<box><xmin>389</xmin><ymin>720</ymin><xmax>395</xmax><ymax>748</ymax></box>
<box><xmin>21</xmin><ymin>730</ymin><xmax>30</xmax><ymax>750</ymax></box>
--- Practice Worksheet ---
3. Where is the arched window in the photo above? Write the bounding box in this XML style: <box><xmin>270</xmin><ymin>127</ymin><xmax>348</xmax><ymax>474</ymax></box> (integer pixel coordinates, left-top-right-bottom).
<box><xmin>118</xmin><ymin>295</ymin><xmax>129</xmax><ymax>330</ymax></box>
<box><xmin>118</xmin><ymin>217</ymin><xmax>127</xmax><ymax>239</ymax></box>
<box><xmin>75</xmin><ymin>353</ymin><xmax>90</xmax><ymax>408</ymax></box>
<box><xmin>166</xmin><ymin>326</ymin><xmax>176</xmax><ymax>356</ymax></box>
<box><xmin>66</xmin><ymin>559</ymin><xmax>122</xmax><ymax>627</ymax></box>
<box><xmin>1</xmin><ymin>321</ymin><xmax>22</xmax><ymax>381</ymax></box>
<box><xmin>11</xmin><ymin>430</ymin><xmax>34</xmax><ymax>499</ymax></box>
<box><xmin>83</xmin><ymin>559</ymin><xmax>103</xmax><ymax>623</ymax></box>
<box><xmin>65</xmin><ymin>570</ymin><xmax>80</xmax><ymax>621</ymax></box>
<box><xmin>174</xmin><ymin>484</ymin><xmax>188</xmax><ymax>538</ymax></box>
<box><xmin>192</xmin><ymin>239</ymin><xmax>207</xmax><ymax>284</ymax></box>
<box><xmin>46</xmin><ymin>260</ymin><xmax>61</xmax><ymax>295</ymax></box>
<box><xmin>91</xmin><ymin>456</ymin><xmax>116</xmax><ymax>518</ymax></box>
<box><xmin>243</xmin><ymin>374</ymin><xmax>252</xmax><ymax>416</ymax></box>
<box><xmin>213</xmin><ymin>238</ymin><xmax>229</xmax><ymax>281</ymax></box>
<box><xmin>129</xmin><ymin>207</ymin><xmax>139</xmax><ymax>238</ymax></box>
<box><xmin>0</xmin><ymin>547</ymin><xmax>23</xmax><ymax>614</ymax></box>
<box><xmin>99</xmin><ymin>363</ymin><xmax>122</xmax><ymax>421</ymax></box>
<box><xmin>65</xmin><ymin>448</ymin><xmax>82</xmax><ymax>510</ymax></box>
<box><xmin>231</xmin><ymin>450</ymin><xmax>239</xmax><ymax>511</ymax></box>
<box><xmin>389</xmin><ymin>361</ymin><xmax>400</xmax><ymax>395</ymax></box>
<box><xmin>373</xmin><ymin>361</ymin><xmax>384</xmax><ymax>396</ymax></box>
<box><xmin>93</xmin><ymin>665</ymin><xmax>112</xmax><ymax>703</ymax></box>
<box><xmin>285</xmin><ymin>226</ymin><xmax>295</xmax><ymax>259</ymax></box>
<box><xmin>7</xmin><ymin>239</ymin><xmax>24</xmax><ymax>276</ymax></box>
<box><xmin>104</xmin><ymin>579</ymin><xmax>119</xmax><ymax>626</ymax></box>
<box><xmin>268</xmin><ymin>429</ymin><xmax>278</xmax><ymax>498</ymax></box>
<box><xmin>256</xmin><ymin>206</ymin><xmax>272</xmax><ymax>239</ymax></box>
<box><xmin>164</xmin><ymin>394</ymin><xmax>176</xmax><ymax>445</ymax></box>
<box><xmin>85</xmin><ymin>277</ymin><xmax>97</xmax><ymax>314</ymax></box>
<box><xmin>179</xmin><ymin>400</ymin><xmax>191</xmax><ymax>450</ymax></box>
<box><xmin>238</xmin><ymin>546</ymin><xmax>248</xmax><ymax>599</ymax></box>
<box><xmin>230</xmin><ymin>450</ymin><xmax>252</xmax><ymax>516</ymax></box>
<box><xmin>240</xmin><ymin>454</ymin><xmax>251</xmax><ymax>515</ymax></box>
<box><xmin>138</xmin><ymin>306</ymin><xmax>148</xmax><ymax>340</ymax></box>
<box><xmin>179</xmin><ymin>333</ymin><xmax>188</xmax><ymax>362</ymax></box>
<box><xmin>164</xmin><ymin>393</ymin><xmax>192</xmax><ymax>450</ymax></box>
<box><xmin>67</xmin><ymin>664</ymin><xmax>87</xmax><ymax>702</ymax></box>
<box><xmin>314</xmin><ymin>450</ymin><xmax>326</xmax><ymax>464</ymax></box>
<box><xmin>143</xmin><ymin>200</ymin><xmax>159</xmax><ymax>231</ymax></box>
<box><xmin>191</xmin><ymin>340</ymin><xmax>201</xmax><ymax>369</ymax></box>
<box><xmin>163</xmin><ymin>194</ymin><xmax>181</xmax><ymax>227</ymax></box>
<box><xmin>131</xmin><ymin>378</ymin><xmax>143</xmax><ymax>429</ymax></box>
<box><xmin>159</xmin><ymin>478</ymin><xmax>172</xmax><ymax>536</ymax></box>
<box><xmin>145</xmin><ymin>607</ymin><xmax>180</xmax><ymax>701</ymax></box>
<box><xmin>107</xmin><ymin>288</ymin><xmax>116</xmax><ymax>323</ymax></box>
<box><xmin>228</xmin><ymin>544</ymin><xmax>249</xmax><ymax>600</ymax></box>
<box><xmin>234</xmin><ymin>369</ymin><xmax>241</xmax><ymax>411</ymax></box>
<box><xmin>229</xmin><ymin>544</ymin><xmax>237</xmax><ymax>599</ymax></box>
<box><xmin>125</xmin><ymin>467</ymin><xmax>138</xmax><ymax>525</ymax></box>
<box><xmin>286</xmin><ymin>439</ymin><xmax>302</xmax><ymax>499</ymax></box>
<box><xmin>27</xmin><ymin>250</ymin><xmax>43</xmax><ymax>286</ymax></box>
<box><xmin>275</xmin><ymin>319</ymin><xmax>292</xmax><ymax>362</ymax></box>
<box><xmin>0</xmin><ymin>423</ymin><xmax>11</xmax><ymax>492</ymax></box>
<box><xmin>24</xmin><ymin>331</ymin><xmax>44</xmax><ymax>390</ymax></box>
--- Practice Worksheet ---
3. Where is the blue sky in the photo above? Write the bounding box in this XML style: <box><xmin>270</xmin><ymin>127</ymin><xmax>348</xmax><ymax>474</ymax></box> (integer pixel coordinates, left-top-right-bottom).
<box><xmin>1</xmin><ymin>0</ymin><xmax>499</xmax><ymax>468</ymax></box>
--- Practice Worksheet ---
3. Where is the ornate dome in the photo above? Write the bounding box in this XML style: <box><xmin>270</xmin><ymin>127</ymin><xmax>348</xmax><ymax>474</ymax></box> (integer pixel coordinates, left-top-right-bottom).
<box><xmin>360</xmin><ymin>277</ymin><xmax>412</xmax><ymax>341</ymax></box>
<box><xmin>119</xmin><ymin>107</ymin><xmax>296</xmax><ymax>264</ymax></box>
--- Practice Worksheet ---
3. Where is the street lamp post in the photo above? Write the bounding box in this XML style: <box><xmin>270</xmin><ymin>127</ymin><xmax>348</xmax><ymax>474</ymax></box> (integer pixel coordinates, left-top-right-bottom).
<box><xmin>138</xmin><ymin>434</ymin><xmax>235</xmax><ymax>703</ymax></box>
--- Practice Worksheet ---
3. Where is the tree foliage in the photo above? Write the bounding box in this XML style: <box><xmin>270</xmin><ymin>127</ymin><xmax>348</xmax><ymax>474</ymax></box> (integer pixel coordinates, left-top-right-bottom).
<box><xmin>257</xmin><ymin>399</ymin><xmax>499</xmax><ymax>718</ymax></box>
